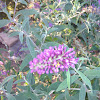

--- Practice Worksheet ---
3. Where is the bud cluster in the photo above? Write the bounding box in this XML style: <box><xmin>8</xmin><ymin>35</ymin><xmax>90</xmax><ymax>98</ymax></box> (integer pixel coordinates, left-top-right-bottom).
<box><xmin>29</xmin><ymin>44</ymin><xmax>78</xmax><ymax>75</ymax></box>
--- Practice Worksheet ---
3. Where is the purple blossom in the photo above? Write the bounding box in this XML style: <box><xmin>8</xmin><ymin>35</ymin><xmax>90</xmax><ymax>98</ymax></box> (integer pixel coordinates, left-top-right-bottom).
<box><xmin>29</xmin><ymin>44</ymin><xmax>78</xmax><ymax>75</ymax></box>
<box><xmin>98</xmin><ymin>0</ymin><xmax>100</xmax><ymax>5</ymax></box>
<box><xmin>34</xmin><ymin>2</ymin><xmax>40</xmax><ymax>9</ymax></box>
<box><xmin>49</xmin><ymin>22</ymin><xmax>53</xmax><ymax>27</ymax></box>
<box><xmin>0</xmin><ymin>61</ymin><xmax>3</xmax><ymax>65</ymax></box>
<box><xmin>58</xmin><ymin>0</ymin><xmax>61</xmax><ymax>3</ymax></box>
<box><xmin>1</xmin><ymin>70</ymin><xmax>9</xmax><ymax>75</ymax></box>
<box><xmin>55</xmin><ymin>8</ymin><xmax>62</xmax><ymax>11</ymax></box>
<box><xmin>0</xmin><ymin>1</ymin><xmax>6</xmax><ymax>10</ymax></box>
<box><xmin>92</xmin><ymin>4</ymin><xmax>95</xmax><ymax>7</ymax></box>
<box><xmin>50</xmin><ymin>9</ymin><xmax>53</xmax><ymax>13</ymax></box>
<box><xmin>43</xmin><ymin>9</ymin><xmax>49</xmax><ymax>14</ymax></box>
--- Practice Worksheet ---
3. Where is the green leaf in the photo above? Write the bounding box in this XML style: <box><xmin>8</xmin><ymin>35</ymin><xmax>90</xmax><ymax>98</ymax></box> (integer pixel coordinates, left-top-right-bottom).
<box><xmin>47</xmin><ymin>82</ymin><xmax>61</xmax><ymax>93</ymax></box>
<box><xmin>79</xmin><ymin>57</ymin><xmax>87</xmax><ymax>61</ymax></box>
<box><xmin>49</xmin><ymin>5</ymin><xmax>54</xmax><ymax>9</ymax></box>
<box><xmin>17</xmin><ymin>86</ymin><xmax>28</xmax><ymax>90</ymax></box>
<box><xmin>66</xmin><ymin>69</ymin><xmax>70</xmax><ymax>89</ymax></box>
<box><xmin>19</xmin><ymin>32</ymin><xmax>23</xmax><ymax>44</ymax></box>
<box><xmin>84</xmin><ymin>69</ymin><xmax>100</xmax><ymax>80</ymax></box>
<box><xmin>0</xmin><ymin>20</ymin><xmax>10</xmax><ymax>28</ymax></box>
<box><xmin>15</xmin><ymin>92</ymin><xmax>39</xmax><ymax>100</ymax></box>
<box><xmin>65</xmin><ymin>88</ymin><xmax>70</xmax><ymax>100</ymax></box>
<box><xmin>54</xmin><ymin>25</ymin><xmax>68</xmax><ymax>32</ymax></box>
<box><xmin>18</xmin><ymin>0</ymin><xmax>27</xmax><ymax>5</ymax></box>
<box><xmin>1</xmin><ymin>75</ymin><xmax>16</xmax><ymax>86</ymax></box>
<box><xmin>42</xmin><ymin>19</ymin><xmax>49</xmax><ymax>26</ymax></box>
<box><xmin>70</xmin><ymin>93</ymin><xmax>79</xmax><ymax>100</ymax></box>
<box><xmin>22</xmin><ymin>17</ymin><xmax>29</xmax><ymax>28</ymax></box>
<box><xmin>76</xmin><ymin>70</ymin><xmax>92</xmax><ymax>91</ymax></box>
<box><xmin>6</xmin><ymin>93</ymin><xmax>16</xmax><ymax>100</ymax></box>
<box><xmin>15</xmin><ymin>9</ymin><xmax>39</xmax><ymax>17</ymax></box>
<box><xmin>92</xmin><ymin>79</ymin><xmax>100</xmax><ymax>90</ymax></box>
<box><xmin>42</xmin><ymin>42</ymin><xmax>60</xmax><ymax>49</ymax></box>
<box><xmin>35</xmin><ymin>88</ymin><xmax>47</xmax><ymax>95</ymax></box>
<box><xmin>9</xmin><ymin>31</ymin><xmax>19</xmax><ymax>37</ymax></box>
<box><xmin>19</xmin><ymin>54</ymin><xmax>32</xmax><ymax>72</ymax></box>
<box><xmin>26</xmin><ymin>72</ymin><xmax>35</xmax><ymax>85</ymax></box>
<box><xmin>19</xmin><ymin>48</ymin><xmax>28</xmax><ymax>51</ymax></box>
<box><xmin>15</xmin><ymin>92</ymin><xmax>28</xmax><ymax>100</ymax></box>
<box><xmin>87</xmin><ymin>91</ymin><xmax>98</xmax><ymax>100</ymax></box>
<box><xmin>6</xmin><ymin>79</ymin><xmax>13</xmax><ymax>93</ymax></box>
<box><xmin>3</xmin><ymin>8</ymin><xmax>12</xmax><ymax>20</ymax></box>
<box><xmin>4</xmin><ymin>61</ymin><xmax>11</xmax><ymax>71</ymax></box>
<box><xmin>26</xmin><ymin>37</ymin><xmax>36</xmax><ymax>58</ymax></box>
<box><xmin>13</xmin><ymin>79</ymin><xmax>25</xmax><ymax>84</ymax></box>
<box><xmin>0</xmin><ymin>48</ymin><xmax>8</xmax><ymax>52</ymax></box>
<box><xmin>48</xmin><ymin>27</ymin><xmax>58</xmax><ymax>34</ymax></box>
<box><xmin>79</xmin><ymin>84</ymin><xmax>86</xmax><ymax>100</ymax></box>
<box><xmin>32</xmin><ymin>32</ymin><xmax>42</xmax><ymax>42</ymax></box>
<box><xmin>29</xmin><ymin>92</ymin><xmax>40</xmax><ymax>100</ymax></box>
<box><xmin>89</xmin><ymin>44</ymin><xmax>99</xmax><ymax>51</ymax></box>
<box><xmin>64</xmin><ymin>3</ymin><xmax>73</xmax><ymax>11</ymax></box>
<box><xmin>55</xmin><ymin>93</ymin><xmax>65</xmax><ymax>100</ymax></box>
<box><xmin>22</xmin><ymin>17</ymin><xmax>30</xmax><ymax>32</ymax></box>
<box><xmin>56</xmin><ymin>75</ymin><xmax>79</xmax><ymax>92</ymax></box>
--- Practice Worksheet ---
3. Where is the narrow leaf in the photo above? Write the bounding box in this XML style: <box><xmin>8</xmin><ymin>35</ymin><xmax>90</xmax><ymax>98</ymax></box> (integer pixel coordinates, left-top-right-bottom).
<box><xmin>47</xmin><ymin>82</ymin><xmax>61</xmax><ymax>93</ymax></box>
<box><xmin>48</xmin><ymin>28</ymin><xmax>58</xmax><ymax>34</ymax></box>
<box><xmin>1</xmin><ymin>75</ymin><xmax>16</xmax><ymax>86</ymax></box>
<box><xmin>79</xmin><ymin>84</ymin><xmax>86</xmax><ymax>100</ymax></box>
<box><xmin>13</xmin><ymin>79</ymin><xmax>25</xmax><ymax>84</ymax></box>
<box><xmin>9</xmin><ymin>31</ymin><xmax>19</xmax><ymax>37</ymax></box>
<box><xmin>65</xmin><ymin>89</ymin><xmax>70</xmax><ymax>100</ymax></box>
<box><xmin>55</xmin><ymin>93</ymin><xmax>65</xmax><ymax>100</ymax></box>
<box><xmin>42</xmin><ymin>42</ymin><xmax>60</xmax><ymax>49</ymax></box>
<box><xmin>6</xmin><ymin>79</ymin><xmax>13</xmax><ymax>93</ymax></box>
<box><xmin>22</xmin><ymin>17</ymin><xmax>29</xmax><ymax>28</ymax></box>
<box><xmin>87</xmin><ymin>92</ymin><xmax>98</xmax><ymax>100</ymax></box>
<box><xmin>3</xmin><ymin>8</ymin><xmax>12</xmax><ymax>20</ymax></box>
<box><xmin>6</xmin><ymin>93</ymin><xmax>16</xmax><ymax>100</ymax></box>
<box><xmin>84</xmin><ymin>69</ymin><xmax>100</xmax><ymax>80</ymax></box>
<box><xmin>26</xmin><ymin>37</ymin><xmax>36</xmax><ymax>58</ymax></box>
<box><xmin>19</xmin><ymin>32</ymin><xmax>23</xmax><ymax>44</ymax></box>
<box><xmin>15</xmin><ymin>9</ymin><xmax>39</xmax><ymax>17</ymax></box>
<box><xmin>26</xmin><ymin>72</ymin><xmax>35</xmax><ymax>85</ymax></box>
<box><xmin>0</xmin><ymin>20</ymin><xmax>10</xmax><ymax>28</ymax></box>
<box><xmin>76</xmin><ymin>70</ymin><xmax>92</xmax><ymax>91</ymax></box>
<box><xmin>18</xmin><ymin>0</ymin><xmax>27</xmax><ymax>5</ymax></box>
<box><xmin>19</xmin><ymin>54</ymin><xmax>32</xmax><ymax>72</ymax></box>
<box><xmin>67</xmin><ymin>69</ymin><xmax>70</xmax><ymax>89</ymax></box>
<box><xmin>56</xmin><ymin>75</ymin><xmax>78</xmax><ymax>92</ymax></box>
<box><xmin>79</xmin><ymin>57</ymin><xmax>87</xmax><ymax>61</ymax></box>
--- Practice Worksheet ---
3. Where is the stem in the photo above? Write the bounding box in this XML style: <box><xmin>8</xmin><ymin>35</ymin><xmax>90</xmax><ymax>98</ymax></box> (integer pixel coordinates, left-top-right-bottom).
<box><xmin>44</xmin><ymin>95</ymin><xmax>48</xmax><ymax>100</ymax></box>
<box><xmin>68</xmin><ymin>87</ymin><xmax>91</xmax><ymax>92</ymax></box>
<box><xmin>1</xmin><ymin>96</ymin><xmax>3</xmax><ymax>100</ymax></box>
<box><xmin>11</xmin><ymin>19</ymin><xmax>41</xmax><ymax>53</ymax></box>
<box><xmin>13</xmin><ymin>0</ymin><xmax>17</xmax><ymax>20</ymax></box>
<box><xmin>21</xmin><ymin>73</ymin><xmax>46</xmax><ymax>96</ymax></box>
<box><xmin>40</xmin><ymin>26</ymin><xmax>48</xmax><ymax>49</ymax></box>
<box><xmin>69</xmin><ymin>88</ymin><xmax>80</xmax><ymax>90</ymax></box>
<box><xmin>21</xmin><ymin>73</ymin><xmax>37</xmax><ymax>95</ymax></box>
<box><xmin>29</xmin><ymin>37</ymin><xmax>41</xmax><ymax>53</ymax></box>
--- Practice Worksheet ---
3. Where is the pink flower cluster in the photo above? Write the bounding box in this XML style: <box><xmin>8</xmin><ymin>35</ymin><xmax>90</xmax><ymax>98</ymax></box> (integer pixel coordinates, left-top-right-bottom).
<box><xmin>29</xmin><ymin>44</ymin><xmax>78</xmax><ymax>75</ymax></box>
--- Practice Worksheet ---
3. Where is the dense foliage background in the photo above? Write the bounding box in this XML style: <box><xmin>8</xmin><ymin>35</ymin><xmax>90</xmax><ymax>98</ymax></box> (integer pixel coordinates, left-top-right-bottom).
<box><xmin>0</xmin><ymin>0</ymin><xmax>100</xmax><ymax>100</ymax></box>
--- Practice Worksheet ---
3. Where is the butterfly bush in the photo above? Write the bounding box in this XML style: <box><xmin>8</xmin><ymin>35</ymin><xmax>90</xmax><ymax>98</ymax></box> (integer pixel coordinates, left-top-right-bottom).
<box><xmin>29</xmin><ymin>44</ymin><xmax>78</xmax><ymax>75</ymax></box>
